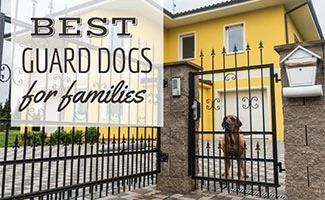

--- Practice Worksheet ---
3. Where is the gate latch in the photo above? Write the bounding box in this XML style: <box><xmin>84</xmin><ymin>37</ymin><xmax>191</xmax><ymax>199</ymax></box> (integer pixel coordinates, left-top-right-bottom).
<box><xmin>274</xmin><ymin>73</ymin><xmax>281</xmax><ymax>83</ymax></box>
<box><xmin>192</xmin><ymin>100</ymin><xmax>201</xmax><ymax>121</ymax></box>
<box><xmin>278</xmin><ymin>162</ymin><xmax>286</xmax><ymax>173</ymax></box>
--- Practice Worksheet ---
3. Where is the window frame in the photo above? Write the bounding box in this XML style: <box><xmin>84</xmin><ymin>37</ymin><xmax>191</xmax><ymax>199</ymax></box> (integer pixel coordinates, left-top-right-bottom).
<box><xmin>224</xmin><ymin>22</ymin><xmax>246</xmax><ymax>54</ymax></box>
<box><xmin>178</xmin><ymin>31</ymin><xmax>196</xmax><ymax>61</ymax></box>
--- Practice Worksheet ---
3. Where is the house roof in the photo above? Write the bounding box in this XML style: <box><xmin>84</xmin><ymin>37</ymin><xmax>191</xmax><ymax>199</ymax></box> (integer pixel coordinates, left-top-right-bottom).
<box><xmin>164</xmin><ymin>0</ymin><xmax>252</xmax><ymax>18</ymax></box>
<box><xmin>5</xmin><ymin>0</ymin><xmax>323</xmax><ymax>42</ymax></box>
<box><xmin>163</xmin><ymin>0</ymin><xmax>323</xmax><ymax>41</ymax></box>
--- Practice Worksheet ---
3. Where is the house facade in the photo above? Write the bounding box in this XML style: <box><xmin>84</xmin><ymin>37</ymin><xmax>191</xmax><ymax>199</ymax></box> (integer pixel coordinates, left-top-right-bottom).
<box><xmin>163</xmin><ymin>0</ymin><xmax>323</xmax><ymax>140</ymax></box>
<box><xmin>13</xmin><ymin>0</ymin><xmax>323</xmax><ymax>141</ymax></box>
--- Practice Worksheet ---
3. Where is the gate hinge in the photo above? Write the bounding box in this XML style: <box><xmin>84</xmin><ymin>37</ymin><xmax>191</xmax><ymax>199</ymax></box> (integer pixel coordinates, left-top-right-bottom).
<box><xmin>274</xmin><ymin>73</ymin><xmax>281</xmax><ymax>83</ymax></box>
<box><xmin>278</xmin><ymin>162</ymin><xmax>286</xmax><ymax>173</ymax></box>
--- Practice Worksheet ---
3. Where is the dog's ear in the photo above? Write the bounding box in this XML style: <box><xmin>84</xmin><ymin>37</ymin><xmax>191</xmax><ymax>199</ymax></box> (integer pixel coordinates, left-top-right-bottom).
<box><xmin>237</xmin><ymin>118</ymin><xmax>242</xmax><ymax>128</ymax></box>
<box><xmin>221</xmin><ymin>117</ymin><xmax>226</xmax><ymax>129</ymax></box>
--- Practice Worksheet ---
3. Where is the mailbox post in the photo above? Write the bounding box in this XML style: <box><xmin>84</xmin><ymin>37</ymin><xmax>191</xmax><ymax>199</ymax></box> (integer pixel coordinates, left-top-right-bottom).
<box><xmin>275</xmin><ymin>39</ymin><xmax>325</xmax><ymax>200</ymax></box>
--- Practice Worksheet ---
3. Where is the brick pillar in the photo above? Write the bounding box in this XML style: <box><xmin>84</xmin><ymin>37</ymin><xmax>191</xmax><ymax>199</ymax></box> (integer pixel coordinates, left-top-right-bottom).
<box><xmin>157</xmin><ymin>61</ymin><xmax>200</xmax><ymax>193</ymax></box>
<box><xmin>275</xmin><ymin>41</ymin><xmax>325</xmax><ymax>200</ymax></box>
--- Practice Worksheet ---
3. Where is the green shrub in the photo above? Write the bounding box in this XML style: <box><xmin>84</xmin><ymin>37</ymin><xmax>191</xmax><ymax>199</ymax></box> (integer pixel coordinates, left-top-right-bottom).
<box><xmin>0</xmin><ymin>122</ymin><xmax>11</xmax><ymax>132</ymax></box>
<box><xmin>19</xmin><ymin>128</ymin><xmax>98</xmax><ymax>146</ymax></box>
<box><xmin>0</xmin><ymin>123</ymin><xmax>4</xmax><ymax>132</ymax></box>
<box><xmin>50</xmin><ymin>129</ymin><xmax>84</xmax><ymax>145</ymax></box>
<box><xmin>50</xmin><ymin>129</ymin><xmax>69</xmax><ymax>145</ymax></box>
<box><xmin>23</xmin><ymin>131</ymin><xmax>47</xmax><ymax>146</ymax></box>
<box><xmin>69</xmin><ymin>129</ymin><xmax>84</xmax><ymax>144</ymax></box>
<box><xmin>85</xmin><ymin>127</ymin><xmax>100</xmax><ymax>143</ymax></box>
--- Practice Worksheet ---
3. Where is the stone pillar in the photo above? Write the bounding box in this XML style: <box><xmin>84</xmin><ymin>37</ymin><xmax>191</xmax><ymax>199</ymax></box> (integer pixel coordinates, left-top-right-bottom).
<box><xmin>157</xmin><ymin>61</ymin><xmax>200</xmax><ymax>193</ymax></box>
<box><xmin>275</xmin><ymin>41</ymin><xmax>325</xmax><ymax>200</ymax></box>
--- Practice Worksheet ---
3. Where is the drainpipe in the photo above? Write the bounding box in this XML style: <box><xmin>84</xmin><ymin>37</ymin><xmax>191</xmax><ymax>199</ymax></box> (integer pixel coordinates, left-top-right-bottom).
<box><xmin>284</xmin><ymin>1</ymin><xmax>309</xmax><ymax>44</ymax></box>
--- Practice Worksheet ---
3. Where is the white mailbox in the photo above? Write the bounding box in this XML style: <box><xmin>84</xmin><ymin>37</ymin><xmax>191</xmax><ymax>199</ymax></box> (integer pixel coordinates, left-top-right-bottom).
<box><xmin>281</xmin><ymin>45</ymin><xmax>323</xmax><ymax>98</ymax></box>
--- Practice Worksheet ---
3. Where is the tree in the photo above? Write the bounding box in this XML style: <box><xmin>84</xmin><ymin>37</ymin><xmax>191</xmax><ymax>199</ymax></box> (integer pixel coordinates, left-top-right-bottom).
<box><xmin>2</xmin><ymin>99</ymin><xmax>10</xmax><ymax>119</ymax></box>
<box><xmin>0</xmin><ymin>102</ymin><xmax>3</xmax><ymax>118</ymax></box>
<box><xmin>0</xmin><ymin>99</ymin><xmax>11</xmax><ymax>131</ymax></box>
<box><xmin>12</xmin><ymin>99</ymin><xmax>21</xmax><ymax>120</ymax></box>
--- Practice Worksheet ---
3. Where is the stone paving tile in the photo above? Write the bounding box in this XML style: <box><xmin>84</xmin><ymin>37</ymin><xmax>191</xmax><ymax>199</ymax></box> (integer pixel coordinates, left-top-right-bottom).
<box><xmin>94</xmin><ymin>185</ymin><xmax>284</xmax><ymax>200</ymax></box>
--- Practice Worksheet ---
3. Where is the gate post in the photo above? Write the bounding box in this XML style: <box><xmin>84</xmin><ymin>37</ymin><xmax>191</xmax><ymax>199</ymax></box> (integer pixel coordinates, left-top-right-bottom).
<box><xmin>157</xmin><ymin>61</ymin><xmax>200</xmax><ymax>193</ymax></box>
<box><xmin>275</xmin><ymin>41</ymin><xmax>325</xmax><ymax>199</ymax></box>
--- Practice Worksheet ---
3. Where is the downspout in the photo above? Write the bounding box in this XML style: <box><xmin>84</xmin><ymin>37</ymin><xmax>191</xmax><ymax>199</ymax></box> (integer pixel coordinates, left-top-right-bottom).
<box><xmin>322</xmin><ymin>43</ymin><xmax>325</xmax><ymax>78</ymax></box>
<box><xmin>284</xmin><ymin>1</ymin><xmax>309</xmax><ymax>44</ymax></box>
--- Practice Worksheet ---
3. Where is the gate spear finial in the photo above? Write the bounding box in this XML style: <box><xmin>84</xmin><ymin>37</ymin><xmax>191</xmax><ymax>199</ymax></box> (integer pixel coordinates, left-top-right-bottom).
<box><xmin>222</xmin><ymin>46</ymin><xmax>226</xmax><ymax>54</ymax></box>
<box><xmin>200</xmin><ymin>50</ymin><xmax>204</xmax><ymax>58</ymax></box>
<box><xmin>259</xmin><ymin>41</ymin><xmax>264</xmax><ymax>49</ymax></box>
<box><xmin>246</xmin><ymin>43</ymin><xmax>251</xmax><ymax>51</ymax></box>
<box><xmin>211</xmin><ymin>48</ymin><xmax>215</xmax><ymax>56</ymax></box>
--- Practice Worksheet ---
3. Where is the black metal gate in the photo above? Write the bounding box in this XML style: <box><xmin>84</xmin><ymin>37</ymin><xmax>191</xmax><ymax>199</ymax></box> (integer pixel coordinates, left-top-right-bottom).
<box><xmin>0</xmin><ymin>1</ymin><xmax>161</xmax><ymax>200</ymax></box>
<box><xmin>189</xmin><ymin>44</ymin><xmax>284</xmax><ymax>199</ymax></box>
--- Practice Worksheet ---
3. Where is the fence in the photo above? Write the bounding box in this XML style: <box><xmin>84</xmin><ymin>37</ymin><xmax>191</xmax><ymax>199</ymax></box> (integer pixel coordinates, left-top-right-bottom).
<box><xmin>0</xmin><ymin>125</ymin><xmax>161</xmax><ymax>200</ymax></box>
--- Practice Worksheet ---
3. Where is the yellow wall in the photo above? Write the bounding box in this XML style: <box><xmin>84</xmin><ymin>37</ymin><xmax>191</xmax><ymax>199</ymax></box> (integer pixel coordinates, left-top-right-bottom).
<box><xmin>164</xmin><ymin>5</ymin><xmax>303</xmax><ymax>140</ymax></box>
<box><xmin>164</xmin><ymin>6</ymin><xmax>289</xmax><ymax>66</ymax></box>
<box><xmin>287</xmin><ymin>15</ymin><xmax>302</xmax><ymax>42</ymax></box>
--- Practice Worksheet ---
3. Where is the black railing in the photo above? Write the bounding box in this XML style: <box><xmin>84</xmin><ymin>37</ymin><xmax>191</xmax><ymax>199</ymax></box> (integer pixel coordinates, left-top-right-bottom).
<box><xmin>0</xmin><ymin>124</ymin><xmax>160</xmax><ymax>200</ymax></box>
<box><xmin>189</xmin><ymin>43</ymin><xmax>284</xmax><ymax>199</ymax></box>
<box><xmin>0</xmin><ymin>3</ymin><xmax>162</xmax><ymax>199</ymax></box>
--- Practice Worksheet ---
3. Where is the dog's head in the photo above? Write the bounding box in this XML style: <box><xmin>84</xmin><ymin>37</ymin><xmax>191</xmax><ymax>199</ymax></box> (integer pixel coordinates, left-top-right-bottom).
<box><xmin>221</xmin><ymin>115</ymin><xmax>242</xmax><ymax>131</ymax></box>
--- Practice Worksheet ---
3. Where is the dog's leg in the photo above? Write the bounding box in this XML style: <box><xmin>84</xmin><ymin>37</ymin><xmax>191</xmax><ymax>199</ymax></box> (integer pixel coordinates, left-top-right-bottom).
<box><xmin>240</xmin><ymin>153</ymin><xmax>249</xmax><ymax>178</ymax></box>
<box><xmin>243</xmin><ymin>164</ymin><xmax>249</xmax><ymax>178</ymax></box>
<box><xmin>223</xmin><ymin>159</ymin><xmax>231</xmax><ymax>179</ymax></box>
<box><xmin>237</xmin><ymin>160</ymin><xmax>243</xmax><ymax>180</ymax></box>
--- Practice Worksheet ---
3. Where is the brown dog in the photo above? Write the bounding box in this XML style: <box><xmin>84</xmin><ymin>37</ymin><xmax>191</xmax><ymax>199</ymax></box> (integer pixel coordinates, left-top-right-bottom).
<box><xmin>221</xmin><ymin>115</ymin><xmax>248</xmax><ymax>180</ymax></box>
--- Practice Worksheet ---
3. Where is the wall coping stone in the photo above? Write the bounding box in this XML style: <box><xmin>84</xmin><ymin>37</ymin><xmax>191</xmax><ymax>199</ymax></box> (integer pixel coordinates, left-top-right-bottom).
<box><xmin>164</xmin><ymin>61</ymin><xmax>202</xmax><ymax>71</ymax></box>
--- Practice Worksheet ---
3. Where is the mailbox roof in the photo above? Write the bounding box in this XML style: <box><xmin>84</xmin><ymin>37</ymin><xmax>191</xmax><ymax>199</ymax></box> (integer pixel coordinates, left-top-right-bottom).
<box><xmin>280</xmin><ymin>45</ymin><xmax>321</xmax><ymax>64</ymax></box>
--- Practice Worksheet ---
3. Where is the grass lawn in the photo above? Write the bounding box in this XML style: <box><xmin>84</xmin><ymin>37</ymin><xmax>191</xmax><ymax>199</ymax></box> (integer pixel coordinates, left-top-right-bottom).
<box><xmin>0</xmin><ymin>130</ymin><xmax>21</xmax><ymax>148</ymax></box>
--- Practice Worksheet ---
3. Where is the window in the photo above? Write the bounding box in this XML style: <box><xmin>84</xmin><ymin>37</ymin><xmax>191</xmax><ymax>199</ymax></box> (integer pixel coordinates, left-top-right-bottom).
<box><xmin>225</xmin><ymin>23</ymin><xmax>245</xmax><ymax>53</ymax></box>
<box><xmin>104</xmin><ymin>103</ymin><xmax>125</xmax><ymax>121</ymax></box>
<box><xmin>75</xmin><ymin>102</ymin><xmax>87</xmax><ymax>120</ymax></box>
<box><xmin>179</xmin><ymin>32</ymin><xmax>195</xmax><ymax>60</ymax></box>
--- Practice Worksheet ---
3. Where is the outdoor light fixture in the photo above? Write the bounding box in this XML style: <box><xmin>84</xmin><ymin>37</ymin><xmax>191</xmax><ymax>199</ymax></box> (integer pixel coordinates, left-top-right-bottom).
<box><xmin>281</xmin><ymin>45</ymin><xmax>323</xmax><ymax>98</ymax></box>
